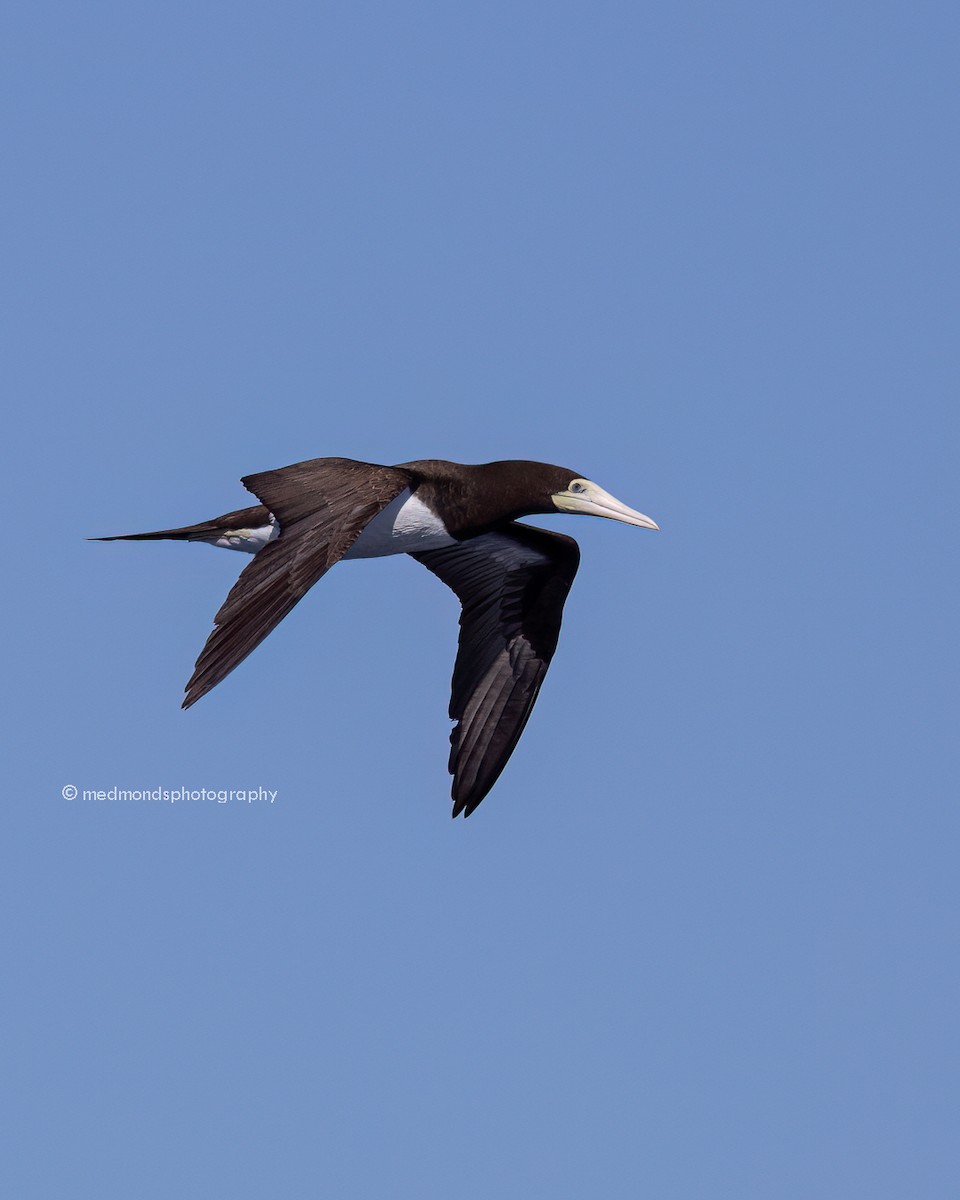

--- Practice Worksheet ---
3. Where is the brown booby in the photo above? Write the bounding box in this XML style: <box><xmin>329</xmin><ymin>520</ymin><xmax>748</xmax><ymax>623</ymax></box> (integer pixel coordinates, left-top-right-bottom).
<box><xmin>93</xmin><ymin>458</ymin><xmax>658</xmax><ymax>816</ymax></box>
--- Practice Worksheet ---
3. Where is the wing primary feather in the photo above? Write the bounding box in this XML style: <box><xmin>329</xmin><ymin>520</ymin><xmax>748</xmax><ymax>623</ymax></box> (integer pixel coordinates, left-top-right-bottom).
<box><xmin>413</xmin><ymin>523</ymin><xmax>580</xmax><ymax>817</ymax></box>
<box><xmin>182</xmin><ymin>461</ymin><xmax>411</xmax><ymax>708</ymax></box>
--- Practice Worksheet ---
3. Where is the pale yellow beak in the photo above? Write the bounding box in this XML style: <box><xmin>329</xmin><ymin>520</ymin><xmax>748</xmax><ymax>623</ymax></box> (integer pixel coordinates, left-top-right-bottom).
<box><xmin>553</xmin><ymin>482</ymin><xmax>660</xmax><ymax>530</ymax></box>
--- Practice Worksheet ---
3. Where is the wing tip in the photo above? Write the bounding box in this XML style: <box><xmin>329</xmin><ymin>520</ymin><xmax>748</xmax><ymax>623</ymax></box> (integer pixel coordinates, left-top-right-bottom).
<box><xmin>450</xmin><ymin>788</ymin><xmax>484</xmax><ymax>818</ymax></box>
<box><xmin>182</xmin><ymin>667</ymin><xmax>215</xmax><ymax>709</ymax></box>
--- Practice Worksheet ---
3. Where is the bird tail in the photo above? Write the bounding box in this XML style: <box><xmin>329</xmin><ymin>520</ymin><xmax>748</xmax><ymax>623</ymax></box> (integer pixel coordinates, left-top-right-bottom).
<box><xmin>90</xmin><ymin>526</ymin><xmax>208</xmax><ymax>544</ymax></box>
<box><xmin>88</xmin><ymin>505</ymin><xmax>272</xmax><ymax>545</ymax></box>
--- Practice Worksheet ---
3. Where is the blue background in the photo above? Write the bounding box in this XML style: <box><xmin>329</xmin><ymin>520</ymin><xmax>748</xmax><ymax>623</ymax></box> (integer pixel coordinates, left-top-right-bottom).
<box><xmin>6</xmin><ymin>2</ymin><xmax>957</xmax><ymax>1196</ymax></box>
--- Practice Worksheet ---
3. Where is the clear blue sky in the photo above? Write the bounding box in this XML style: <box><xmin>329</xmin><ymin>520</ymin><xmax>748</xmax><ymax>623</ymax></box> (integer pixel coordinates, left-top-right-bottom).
<box><xmin>6</xmin><ymin>2</ymin><xmax>957</xmax><ymax>1196</ymax></box>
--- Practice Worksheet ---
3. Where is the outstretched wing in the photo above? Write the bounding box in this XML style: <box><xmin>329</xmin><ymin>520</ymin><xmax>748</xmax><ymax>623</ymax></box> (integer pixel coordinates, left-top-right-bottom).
<box><xmin>183</xmin><ymin>458</ymin><xmax>412</xmax><ymax>708</ymax></box>
<box><xmin>413</xmin><ymin>523</ymin><xmax>580</xmax><ymax>817</ymax></box>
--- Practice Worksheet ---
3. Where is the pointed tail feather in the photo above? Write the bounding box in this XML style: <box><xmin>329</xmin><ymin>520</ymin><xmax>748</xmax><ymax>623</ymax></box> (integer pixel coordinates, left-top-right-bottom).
<box><xmin>90</xmin><ymin>529</ymin><xmax>205</xmax><ymax>543</ymax></box>
<box><xmin>89</xmin><ymin>505</ymin><xmax>272</xmax><ymax>544</ymax></box>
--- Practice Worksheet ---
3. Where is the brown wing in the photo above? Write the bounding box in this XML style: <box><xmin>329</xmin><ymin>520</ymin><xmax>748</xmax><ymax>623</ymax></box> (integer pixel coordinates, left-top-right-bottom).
<box><xmin>183</xmin><ymin>458</ymin><xmax>412</xmax><ymax>708</ymax></box>
<box><xmin>413</xmin><ymin>523</ymin><xmax>580</xmax><ymax>817</ymax></box>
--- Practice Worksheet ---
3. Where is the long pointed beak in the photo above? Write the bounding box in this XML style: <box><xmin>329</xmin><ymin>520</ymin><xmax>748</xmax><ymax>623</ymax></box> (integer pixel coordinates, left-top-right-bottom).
<box><xmin>554</xmin><ymin>484</ymin><xmax>660</xmax><ymax>530</ymax></box>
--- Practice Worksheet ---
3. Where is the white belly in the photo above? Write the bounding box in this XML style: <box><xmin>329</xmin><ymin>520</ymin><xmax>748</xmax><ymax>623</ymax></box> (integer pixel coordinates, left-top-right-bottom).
<box><xmin>343</xmin><ymin>489</ymin><xmax>456</xmax><ymax>559</ymax></box>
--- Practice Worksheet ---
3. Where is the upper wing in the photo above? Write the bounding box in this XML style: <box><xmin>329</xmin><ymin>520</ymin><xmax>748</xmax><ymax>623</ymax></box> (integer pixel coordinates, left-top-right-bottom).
<box><xmin>413</xmin><ymin>523</ymin><xmax>580</xmax><ymax>817</ymax></box>
<box><xmin>183</xmin><ymin>458</ymin><xmax>412</xmax><ymax>708</ymax></box>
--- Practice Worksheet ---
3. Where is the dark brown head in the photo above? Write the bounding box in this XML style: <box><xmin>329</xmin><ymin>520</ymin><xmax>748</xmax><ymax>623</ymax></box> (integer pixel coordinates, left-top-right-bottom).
<box><xmin>400</xmin><ymin>459</ymin><xmax>659</xmax><ymax>537</ymax></box>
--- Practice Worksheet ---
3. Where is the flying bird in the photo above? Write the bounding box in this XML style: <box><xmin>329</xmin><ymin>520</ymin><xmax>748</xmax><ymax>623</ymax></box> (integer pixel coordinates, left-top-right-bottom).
<box><xmin>93</xmin><ymin>457</ymin><xmax>658</xmax><ymax>816</ymax></box>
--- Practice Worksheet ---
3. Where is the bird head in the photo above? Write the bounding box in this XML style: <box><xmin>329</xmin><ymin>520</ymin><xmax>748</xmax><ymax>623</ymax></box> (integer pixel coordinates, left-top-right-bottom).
<box><xmin>552</xmin><ymin>475</ymin><xmax>659</xmax><ymax>530</ymax></box>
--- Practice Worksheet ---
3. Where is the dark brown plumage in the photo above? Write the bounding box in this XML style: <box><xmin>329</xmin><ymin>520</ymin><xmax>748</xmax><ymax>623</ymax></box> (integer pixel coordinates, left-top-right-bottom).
<box><xmin>92</xmin><ymin>505</ymin><xmax>272</xmax><ymax>544</ymax></box>
<box><xmin>414</xmin><ymin>525</ymin><xmax>579</xmax><ymax>816</ymax></box>
<box><xmin>183</xmin><ymin>459</ymin><xmax>412</xmax><ymax>708</ymax></box>
<box><xmin>93</xmin><ymin>456</ymin><xmax>658</xmax><ymax>816</ymax></box>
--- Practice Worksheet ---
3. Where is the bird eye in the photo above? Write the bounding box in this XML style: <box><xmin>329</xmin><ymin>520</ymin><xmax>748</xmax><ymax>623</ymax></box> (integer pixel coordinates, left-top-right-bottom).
<box><xmin>569</xmin><ymin>481</ymin><xmax>587</xmax><ymax>494</ymax></box>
